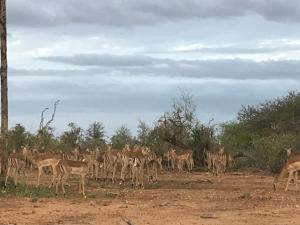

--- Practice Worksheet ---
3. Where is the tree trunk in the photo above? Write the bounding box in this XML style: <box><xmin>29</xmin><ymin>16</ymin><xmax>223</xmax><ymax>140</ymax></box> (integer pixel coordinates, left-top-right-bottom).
<box><xmin>0</xmin><ymin>0</ymin><xmax>8</xmax><ymax>170</ymax></box>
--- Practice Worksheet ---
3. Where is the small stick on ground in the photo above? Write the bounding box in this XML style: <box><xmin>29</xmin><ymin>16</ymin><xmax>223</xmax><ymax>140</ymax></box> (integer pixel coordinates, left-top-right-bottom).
<box><xmin>200</xmin><ymin>215</ymin><xmax>219</xmax><ymax>219</ymax></box>
<box><xmin>183</xmin><ymin>179</ymin><xmax>213</xmax><ymax>185</ymax></box>
<box><xmin>122</xmin><ymin>217</ymin><xmax>135</xmax><ymax>225</ymax></box>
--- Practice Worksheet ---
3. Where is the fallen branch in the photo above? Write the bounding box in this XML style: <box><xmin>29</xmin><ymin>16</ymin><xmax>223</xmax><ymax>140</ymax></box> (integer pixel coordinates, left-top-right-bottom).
<box><xmin>182</xmin><ymin>179</ymin><xmax>213</xmax><ymax>185</ymax></box>
<box><xmin>122</xmin><ymin>217</ymin><xmax>135</xmax><ymax>225</ymax></box>
<box><xmin>200</xmin><ymin>215</ymin><xmax>219</xmax><ymax>219</ymax></box>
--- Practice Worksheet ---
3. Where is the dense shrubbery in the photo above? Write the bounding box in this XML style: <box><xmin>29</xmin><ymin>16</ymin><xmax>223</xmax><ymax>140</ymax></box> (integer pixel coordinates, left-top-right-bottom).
<box><xmin>220</xmin><ymin>91</ymin><xmax>300</xmax><ymax>172</ymax></box>
<box><xmin>6</xmin><ymin>91</ymin><xmax>300</xmax><ymax>172</ymax></box>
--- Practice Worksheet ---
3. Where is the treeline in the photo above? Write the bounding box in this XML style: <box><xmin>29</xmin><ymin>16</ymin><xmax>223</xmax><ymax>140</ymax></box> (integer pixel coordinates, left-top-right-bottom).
<box><xmin>7</xmin><ymin>94</ymin><xmax>218</xmax><ymax>167</ymax></box>
<box><xmin>220</xmin><ymin>91</ymin><xmax>300</xmax><ymax>172</ymax></box>
<box><xmin>7</xmin><ymin>91</ymin><xmax>300</xmax><ymax>171</ymax></box>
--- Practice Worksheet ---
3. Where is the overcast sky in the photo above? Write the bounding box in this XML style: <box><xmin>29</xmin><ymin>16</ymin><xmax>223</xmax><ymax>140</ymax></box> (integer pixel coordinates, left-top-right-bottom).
<box><xmin>7</xmin><ymin>0</ymin><xmax>300</xmax><ymax>136</ymax></box>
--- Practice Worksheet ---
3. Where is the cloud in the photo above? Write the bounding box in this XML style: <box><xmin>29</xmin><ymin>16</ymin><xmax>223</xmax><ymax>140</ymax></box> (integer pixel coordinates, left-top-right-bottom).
<box><xmin>9</xmin><ymin>70</ymin><xmax>300</xmax><ymax>135</ymax></box>
<box><xmin>37</xmin><ymin>53</ymin><xmax>300</xmax><ymax>80</ymax></box>
<box><xmin>8</xmin><ymin>0</ymin><xmax>300</xmax><ymax>28</ymax></box>
<box><xmin>38</xmin><ymin>54</ymin><xmax>164</xmax><ymax>67</ymax></box>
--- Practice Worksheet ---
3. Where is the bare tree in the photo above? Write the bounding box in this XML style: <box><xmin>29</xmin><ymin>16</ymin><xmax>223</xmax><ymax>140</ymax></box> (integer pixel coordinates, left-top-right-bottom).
<box><xmin>39</xmin><ymin>100</ymin><xmax>60</xmax><ymax>132</ymax></box>
<box><xmin>0</xmin><ymin>0</ymin><xmax>8</xmax><ymax>161</ymax></box>
<box><xmin>37</xmin><ymin>100</ymin><xmax>60</xmax><ymax>149</ymax></box>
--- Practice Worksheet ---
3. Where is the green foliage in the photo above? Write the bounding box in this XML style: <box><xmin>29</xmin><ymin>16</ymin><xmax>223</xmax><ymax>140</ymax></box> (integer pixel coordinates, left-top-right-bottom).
<box><xmin>221</xmin><ymin>91</ymin><xmax>300</xmax><ymax>172</ymax></box>
<box><xmin>36</xmin><ymin>127</ymin><xmax>57</xmax><ymax>150</ymax></box>
<box><xmin>239</xmin><ymin>192</ymin><xmax>251</xmax><ymax>200</ymax></box>
<box><xmin>137</xmin><ymin>120</ymin><xmax>152</xmax><ymax>147</ymax></box>
<box><xmin>60</xmin><ymin>122</ymin><xmax>84</xmax><ymax>151</ymax></box>
<box><xmin>7</xmin><ymin>91</ymin><xmax>299</xmax><ymax>173</ymax></box>
<box><xmin>7</xmin><ymin>124</ymin><xmax>28</xmax><ymax>152</ymax></box>
<box><xmin>249</xmin><ymin>135</ymin><xmax>297</xmax><ymax>172</ymax></box>
<box><xmin>110</xmin><ymin>125</ymin><xmax>135</xmax><ymax>149</ymax></box>
<box><xmin>84</xmin><ymin>121</ymin><xmax>106</xmax><ymax>150</ymax></box>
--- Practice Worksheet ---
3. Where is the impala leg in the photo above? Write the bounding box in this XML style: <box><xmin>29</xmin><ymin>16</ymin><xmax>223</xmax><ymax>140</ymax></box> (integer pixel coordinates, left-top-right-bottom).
<box><xmin>14</xmin><ymin>167</ymin><xmax>18</xmax><ymax>188</ymax></box>
<box><xmin>95</xmin><ymin>163</ymin><xmax>99</xmax><ymax>181</ymax></box>
<box><xmin>61</xmin><ymin>172</ymin><xmax>68</xmax><ymax>196</ymax></box>
<box><xmin>140</xmin><ymin>162</ymin><xmax>144</xmax><ymax>188</ymax></box>
<box><xmin>5</xmin><ymin>163</ymin><xmax>11</xmax><ymax>187</ymax></box>
<box><xmin>50</xmin><ymin>165</ymin><xmax>58</xmax><ymax>188</ymax></box>
<box><xmin>155</xmin><ymin>164</ymin><xmax>158</xmax><ymax>182</ymax></box>
<box><xmin>295</xmin><ymin>171</ymin><xmax>299</xmax><ymax>191</ymax></box>
<box><xmin>82</xmin><ymin>175</ymin><xmax>86</xmax><ymax>198</ymax></box>
<box><xmin>55</xmin><ymin>173</ymin><xmax>62</xmax><ymax>196</ymax></box>
<box><xmin>285</xmin><ymin>172</ymin><xmax>293</xmax><ymax>191</ymax></box>
<box><xmin>36</xmin><ymin>166</ymin><xmax>43</xmax><ymax>187</ymax></box>
<box><xmin>112</xmin><ymin>163</ymin><xmax>117</xmax><ymax>183</ymax></box>
<box><xmin>78</xmin><ymin>179</ymin><xmax>82</xmax><ymax>194</ymax></box>
<box><xmin>120</xmin><ymin>161</ymin><xmax>128</xmax><ymax>184</ymax></box>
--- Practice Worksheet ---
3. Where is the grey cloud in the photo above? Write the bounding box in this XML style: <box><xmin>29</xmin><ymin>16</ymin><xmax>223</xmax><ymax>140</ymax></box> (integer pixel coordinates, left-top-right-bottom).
<box><xmin>9</xmin><ymin>68</ymin><xmax>110</xmax><ymax>77</ymax></box>
<box><xmin>8</xmin><ymin>0</ymin><xmax>300</xmax><ymax>27</ymax></box>
<box><xmin>38</xmin><ymin>54</ymin><xmax>165</xmax><ymax>67</ymax></box>
<box><xmin>9</xmin><ymin>72</ymin><xmax>300</xmax><ymax>135</ymax></box>
<box><xmin>170</xmin><ymin>46</ymin><xmax>300</xmax><ymax>54</ymax></box>
<box><xmin>37</xmin><ymin>53</ymin><xmax>300</xmax><ymax>80</ymax></box>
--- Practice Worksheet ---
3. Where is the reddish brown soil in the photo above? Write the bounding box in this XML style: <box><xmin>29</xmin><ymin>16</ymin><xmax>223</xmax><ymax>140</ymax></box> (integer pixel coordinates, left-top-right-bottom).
<box><xmin>1</xmin><ymin>171</ymin><xmax>300</xmax><ymax>225</ymax></box>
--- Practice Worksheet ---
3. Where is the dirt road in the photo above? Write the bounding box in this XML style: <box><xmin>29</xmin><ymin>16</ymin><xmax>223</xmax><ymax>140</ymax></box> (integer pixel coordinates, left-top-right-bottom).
<box><xmin>1</xmin><ymin>172</ymin><xmax>299</xmax><ymax>225</ymax></box>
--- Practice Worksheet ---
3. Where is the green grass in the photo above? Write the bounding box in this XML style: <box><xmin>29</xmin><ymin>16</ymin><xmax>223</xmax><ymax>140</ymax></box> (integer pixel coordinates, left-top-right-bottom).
<box><xmin>239</xmin><ymin>192</ymin><xmax>252</xmax><ymax>200</ymax></box>
<box><xmin>0</xmin><ymin>175</ymin><xmax>56</xmax><ymax>198</ymax></box>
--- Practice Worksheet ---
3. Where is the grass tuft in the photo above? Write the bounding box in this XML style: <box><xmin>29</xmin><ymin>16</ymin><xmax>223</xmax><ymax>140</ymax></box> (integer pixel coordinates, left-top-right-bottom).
<box><xmin>0</xmin><ymin>175</ymin><xmax>56</xmax><ymax>198</ymax></box>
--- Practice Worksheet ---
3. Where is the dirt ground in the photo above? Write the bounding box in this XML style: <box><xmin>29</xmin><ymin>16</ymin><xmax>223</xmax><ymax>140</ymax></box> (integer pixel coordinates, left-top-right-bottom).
<box><xmin>1</xmin><ymin>171</ymin><xmax>300</xmax><ymax>225</ymax></box>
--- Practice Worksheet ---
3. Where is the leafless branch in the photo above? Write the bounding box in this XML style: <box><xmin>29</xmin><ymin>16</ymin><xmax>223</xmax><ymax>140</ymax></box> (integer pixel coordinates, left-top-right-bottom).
<box><xmin>39</xmin><ymin>100</ymin><xmax>60</xmax><ymax>131</ymax></box>
<box><xmin>44</xmin><ymin>100</ymin><xmax>60</xmax><ymax>128</ymax></box>
<box><xmin>39</xmin><ymin>107</ymin><xmax>49</xmax><ymax>131</ymax></box>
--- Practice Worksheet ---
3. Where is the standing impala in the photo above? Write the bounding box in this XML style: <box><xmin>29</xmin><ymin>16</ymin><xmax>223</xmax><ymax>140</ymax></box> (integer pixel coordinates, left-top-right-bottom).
<box><xmin>22</xmin><ymin>146</ymin><xmax>62</xmax><ymax>187</ymax></box>
<box><xmin>55</xmin><ymin>159</ymin><xmax>89</xmax><ymax>198</ymax></box>
<box><xmin>273</xmin><ymin>150</ymin><xmax>300</xmax><ymax>191</ymax></box>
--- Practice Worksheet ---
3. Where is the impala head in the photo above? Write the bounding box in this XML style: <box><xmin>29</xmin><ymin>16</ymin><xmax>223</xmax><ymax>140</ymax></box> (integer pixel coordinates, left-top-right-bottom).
<box><xmin>21</xmin><ymin>145</ymin><xmax>31</xmax><ymax>156</ymax></box>
<box><xmin>286</xmin><ymin>148</ymin><xmax>292</xmax><ymax>158</ymax></box>
<box><xmin>141</xmin><ymin>147</ymin><xmax>150</xmax><ymax>155</ymax></box>
<box><xmin>163</xmin><ymin>151</ymin><xmax>169</xmax><ymax>158</ymax></box>
<box><xmin>219</xmin><ymin>147</ymin><xmax>224</xmax><ymax>154</ymax></box>
<box><xmin>133</xmin><ymin>145</ymin><xmax>140</xmax><ymax>152</ymax></box>
<box><xmin>72</xmin><ymin>147</ymin><xmax>79</xmax><ymax>153</ymax></box>
<box><xmin>107</xmin><ymin>145</ymin><xmax>112</xmax><ymax>151</ymax></box>
<box><xmin>123</xmin><ymin>144</ymin><xmax>131</xmax><ymax>152</ymax></box>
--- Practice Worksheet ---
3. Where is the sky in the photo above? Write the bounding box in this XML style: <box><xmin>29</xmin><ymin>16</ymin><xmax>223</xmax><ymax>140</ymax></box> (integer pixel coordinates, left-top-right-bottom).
<box><xmin>6</xmin><ymin>0</ymin><xmax>300</xmax><ymax>136</ymax></box>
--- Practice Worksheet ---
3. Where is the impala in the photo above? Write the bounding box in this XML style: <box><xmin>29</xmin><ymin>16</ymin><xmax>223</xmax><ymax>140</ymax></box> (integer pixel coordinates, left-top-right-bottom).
<box><xmin>56</xmin><ymin>159</ymin><xmax>89</xmax><ymax>198</ymax></box>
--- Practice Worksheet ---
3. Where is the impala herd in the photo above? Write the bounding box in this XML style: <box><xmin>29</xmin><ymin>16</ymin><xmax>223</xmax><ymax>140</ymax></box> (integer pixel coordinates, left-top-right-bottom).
<box><xmin>1</xmin><ymin>144</ymin><xmax>298</xmax><ymax>197</ymax></box>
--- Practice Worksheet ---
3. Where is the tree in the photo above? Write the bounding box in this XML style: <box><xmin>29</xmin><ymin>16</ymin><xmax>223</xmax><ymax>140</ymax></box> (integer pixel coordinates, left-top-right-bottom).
<box><xmin>156</xmin><ymin>93</ymin><xmax>197</xmax><ymax>149</ymax></box>
<box><xmin>8</xmin><ymin>124</ymin><xmax>27</xmax><ymax>151</ymax></box>
<box><xmin>84</xmin><ymin>121</ymin><xmax>106</xmax><ymax>149</ymax></box>
<box><xmin>37</xmin><ymin>100</ymin><xmax>60</xmax><ymax>149</ymax></box>
<box><xmin>60</xmin><ymin>122</ymin><xmax>84</xmax><ymax>151</ymax></box>
<box><xmin>155</xmin><ymin>93</ymin><xmax>217</xmax><ymax>166</ymax></box>
<box><xmin>137</xmin><ymin>120</ymin><xmax>152</xmax><ymax>146</ymax></box>
<box><xmin>0</xmin><ymin>0</ymin><xmax>8</xmax><ymax>158</ymax></box>
<box><xmin>110</xmin><ymin>125</ymin><xmax>135</xmax><ymax>149</ymax></box>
